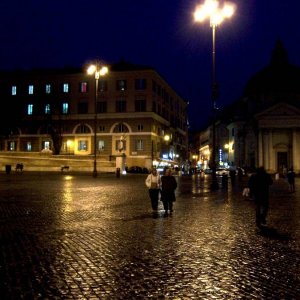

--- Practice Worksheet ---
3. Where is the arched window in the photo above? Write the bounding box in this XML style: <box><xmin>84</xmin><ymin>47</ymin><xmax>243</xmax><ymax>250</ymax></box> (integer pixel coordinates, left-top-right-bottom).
<box><xmin>113</xmin><ymin>123</ymin><xmax>129</xmax><ymax>133</ymax></box>
<box><xmin>75</xmin><ymin>124</ymin><xmax>91</xmax><ymax>134</ymax></box>
<box><xmin>39</xmin><ymin>124</ymin><xmax>53</xmax><ymax>134</ymax></box>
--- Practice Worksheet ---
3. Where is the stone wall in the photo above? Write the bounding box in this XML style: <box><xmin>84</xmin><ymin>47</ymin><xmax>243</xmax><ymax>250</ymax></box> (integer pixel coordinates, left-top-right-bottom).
<box><xmin>0</xmin><ymin>152</ymin><xmax>116</xmax><ymax>173</ymax></box>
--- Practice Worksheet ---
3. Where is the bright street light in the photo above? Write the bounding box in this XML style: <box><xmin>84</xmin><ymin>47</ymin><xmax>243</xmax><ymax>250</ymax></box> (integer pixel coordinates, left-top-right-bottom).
<box><xmin>164</xmin><ymin>134</ymin><xmax>170</xmax><ymax>142</ymax></box>
<box><xmin>87</xmin><ymin>63</ymin><xmax>109</xmax><ymax>178</ymax></box>
<box><xmin>194</xmin><ymin>0</ymin><xmax>235</xmax><ymax>26</ymax></box>
<box><xmin>194</xmin><ymin>0</ymin><xmax>235</xmax><ymax>190</ymax></box>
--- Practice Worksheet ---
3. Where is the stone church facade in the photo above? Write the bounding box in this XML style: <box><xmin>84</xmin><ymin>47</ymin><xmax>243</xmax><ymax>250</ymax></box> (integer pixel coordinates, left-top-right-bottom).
<box><xmin>200</xmin><ymin>40</ymin><xmax>300</xmax><ymax>174</ymax></box>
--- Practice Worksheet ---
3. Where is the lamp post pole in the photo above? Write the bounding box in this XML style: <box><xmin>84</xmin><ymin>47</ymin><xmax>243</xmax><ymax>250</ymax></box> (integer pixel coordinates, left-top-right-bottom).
<box><xmin>194</xmin><ymin>0</ymin><xmax>235</xmax><ymax>190</ymax></box>
<box><xmin>151</xmin><ymin>140</ymin><xmax>154</xmax><ymax>167</ymax></box>
<box><xmin>93</xmin><ymin>73</ymin><xmax>99</xmax><ymax>178</ymax></box>
<box><xmin>210</xmin><ymin>22</ymin><xmax>218</xmax><ymax>190</ymax></box>
<box><xmin>87</xmin><ymin>63</ymin><xmax>108</xmax><ymax>178</ymax></box>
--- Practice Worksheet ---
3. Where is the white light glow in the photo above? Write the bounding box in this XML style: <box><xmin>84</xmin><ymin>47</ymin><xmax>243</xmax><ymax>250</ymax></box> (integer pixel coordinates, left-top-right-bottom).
<box><xmin>99</xmin><ymin>66</ymin><xmax>108</xmax><ymax>76</ymax></box>
<box><xmin>87</xmin><ymin>64</ymin><xmax>109</xmax><ymax>78</ymax></box>
<box><xmin>194</xmin><ymin>0</ymin><xmax>236</xmax><ymax>26</ymax></box>
<box><xmin>87</xmin><ymin>65</ymin><xmax>96</xmax><ymax>75</ymax></box>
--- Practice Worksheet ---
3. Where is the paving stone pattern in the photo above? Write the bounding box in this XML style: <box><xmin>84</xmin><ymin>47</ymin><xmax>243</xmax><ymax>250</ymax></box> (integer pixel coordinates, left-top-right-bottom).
<box><xmin>0</xmin><ymin>172</ymin><xmax>300</xmax><ymax>299</ymax></box>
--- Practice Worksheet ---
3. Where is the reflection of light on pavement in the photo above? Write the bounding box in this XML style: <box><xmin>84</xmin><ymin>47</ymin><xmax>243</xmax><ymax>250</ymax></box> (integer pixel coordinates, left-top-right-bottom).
<box><xmin>63</xmin><ymin>178</ymin><xmax>73</xmax><ymax>212</ymax></box>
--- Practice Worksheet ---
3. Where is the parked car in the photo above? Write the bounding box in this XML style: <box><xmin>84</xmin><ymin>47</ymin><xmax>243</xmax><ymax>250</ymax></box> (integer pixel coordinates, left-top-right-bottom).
<box><xmin>216</xmin><ymin>168</ymin><xmax>229</xmax><ymax>176</ymax></box>
<box><xmin>126</xmin><ymin>166</ymin><xmax>149</xmax><ymax>174</ymax></box>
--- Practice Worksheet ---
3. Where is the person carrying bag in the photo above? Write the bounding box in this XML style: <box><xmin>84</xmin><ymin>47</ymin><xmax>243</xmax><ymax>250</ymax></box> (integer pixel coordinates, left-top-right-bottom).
<box><xmin>145</xmin><ymin>168</ymin><xmax>161</xmax><ymax>212</ymax></box>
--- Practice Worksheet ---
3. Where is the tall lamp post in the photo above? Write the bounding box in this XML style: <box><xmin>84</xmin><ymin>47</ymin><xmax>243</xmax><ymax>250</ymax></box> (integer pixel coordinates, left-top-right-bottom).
<box><xmin>87</xmin><ymin>63</ymin><xmax>108</xmax><ymax>177</ymax></box>
<box><xmin>194</xmin><ymin>0</ymin><xmax>235</xmax><ymax>190</ymax></box>
<box><xmin>164</xmin><ymin>134</ymin><xmax>171</xmax><ymax>160</ymax></box>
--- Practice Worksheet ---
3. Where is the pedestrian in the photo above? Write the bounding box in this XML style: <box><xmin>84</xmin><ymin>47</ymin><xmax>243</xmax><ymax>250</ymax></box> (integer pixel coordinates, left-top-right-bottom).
<box><xmin>145</xmin><ymin>168</ymin><xmax>161</xmax><ymax>213</ymax></box>
<box><xmin>248</xmin><ymin>166</ymin><xmax>273</xmax><ymax>228</ymax></box>
<box><xmin>229</xmin><ymin>168</ymin><xmax>236</xmax><ymax>186</ymax></box>
<box><xmin>161</xmin><ymin>168</ymin><xmax>177</xmax><ymax>215</ymax></box>
<box><xmin>287</xmin><ymin>167</ymin><xmax>296</xmax><ymax>193</ymax></box>
<box><xmin>237</xmin><ymin>167</ymin><xmax>244</xmax><ymax>180</ymax></box>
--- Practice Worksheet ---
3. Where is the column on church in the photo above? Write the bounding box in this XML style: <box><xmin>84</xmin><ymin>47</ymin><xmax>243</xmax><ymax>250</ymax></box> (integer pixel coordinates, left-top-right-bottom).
<box><xmin>258</xmin><ymin>129</ymin><xmax>263</xmax><ymax>167</ymax></box>
<box><xmin>268</xmin><ymin>129</ymin><xmax>274</xmax><ymax>172</ymax></box>
<box><xmin>292</xmin><ymin>129</ymin><xmax>300</xmax><ymax>172</ymax></box>
<box><xmin>262</xmin><ymin>129</ymin><xmax>272</xmax><ymax>170</ymax></box>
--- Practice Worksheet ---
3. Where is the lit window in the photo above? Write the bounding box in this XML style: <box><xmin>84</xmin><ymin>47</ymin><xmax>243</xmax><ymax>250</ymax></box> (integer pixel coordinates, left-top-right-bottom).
<box><xmin>62</xmin><ymin>103</ymin><xmax>69</xmax><ymax>114</ymax></box>
<box><xmin>12</xmin><ymin>86</ymin><xmax>17</xmax><ymax>96</ymax></box>
<box><xmin>26</xmin><ymin>142</ymin><xmax>32</xmax><ymax>151</ymax></box>
<box><xmin>63</xmin><ymin>83</ymin><xmax>69</xmax><ymax>93</ymax></box>
<box><xmin>78</xmin><ymin>140</ymin><xmax>88</xmax><ymax>151</ymax></box>
<box><xmin>27</xmin><ymin>104</ymin><xmax>33</xmax><ymax>115</ymax></box>
<box><xmin>98</xmin><ymin>140</ymin><xmax>105</xmax><ymax>151</ymax></box>
<box><xmin>28</xmin><ymin>85</ymin><xmax>34</xmax><ymax>95</ymax></box>
<box><xmin>45</xmin><ymin>104</ymin><xmax>51</xmax><ymax>114</ymax></box>
<box><xmin>42</xmin><ymin>141</ymin><xmax>51</xmax><ymax>150</ymax></box>
<box><xmin>80</xmin><ymin>82</ymin><xmax>88</xmax><ymax>93</ymax></box>
<box><xmin>45</xmin><ymin>84</ymin><xmax>51</xmax><ymax>94</ymax></box>
<box><xmin>136</xmin><ymin>139</ymin><xmax>144</xmax><ymax>151</ymax></box>
<box><xmin>8</xmin><ymin>141</ymin><xmax>16</xmax><ymax>151</ymax></box>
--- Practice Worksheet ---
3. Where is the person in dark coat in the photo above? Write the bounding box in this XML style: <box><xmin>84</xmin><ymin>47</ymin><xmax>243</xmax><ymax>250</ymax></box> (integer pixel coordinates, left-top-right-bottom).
<box><xmin>161</xmin><ymin>168</ymin><xmax>177</xmax><ymax>215</ymax></box>
<box><xmin>229</xmin><ymin>169</ymin><xmax>236</xmax><ymax>186</ymax></box>
<box><xmin>287</xmin><ymin>167</ymin><xmax>296</xmax><ymax>193</ymax></box>
<box><xmin>248</xmin><ymin>166</ymin><xmax>273</xmax><ymax>228</ymax></box>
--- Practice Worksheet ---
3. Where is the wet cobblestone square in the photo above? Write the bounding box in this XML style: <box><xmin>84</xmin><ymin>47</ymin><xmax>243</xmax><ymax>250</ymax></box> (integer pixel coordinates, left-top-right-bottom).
<box><xmin>0</xmin><ymin>172</ymin><xmax>300</xmax><ymax>299</ymax></box>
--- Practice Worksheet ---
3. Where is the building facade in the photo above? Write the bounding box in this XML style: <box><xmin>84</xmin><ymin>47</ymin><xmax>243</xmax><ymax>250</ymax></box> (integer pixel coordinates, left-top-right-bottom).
<box><xmin>0</xmin><ymin>61</ymin><xmax>188</xmax><ymax>171</ymax></box>
<box><xmin>198</xmin><ymin>41</ymin><xmax>300</xmax><ymax>174</ymax></box>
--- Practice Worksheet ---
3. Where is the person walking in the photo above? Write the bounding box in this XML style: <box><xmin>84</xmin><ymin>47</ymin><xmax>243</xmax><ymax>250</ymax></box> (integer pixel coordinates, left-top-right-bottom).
<box><xmin>145</xmin><ymin>168</ymin><xmax>161</xmax><ymax>213</ymax></box>
<box><xmin>161</xmin><ymin>168</ymin><xmax>177</xmax><ymax>216</ymax></box>
<box><xmin>287</xmin><ymin>167</ymin><xmax>296</xmax><ymax>193</ymax></box>
<box><xmin>229</xmin><ymin>168</ymin><xmax>236</xmax><ymax>186</ymax></box>
<box><xmin>248</xmin><ymin>166</ymin><xmax>273</xmax><ymax>228</ymax></box>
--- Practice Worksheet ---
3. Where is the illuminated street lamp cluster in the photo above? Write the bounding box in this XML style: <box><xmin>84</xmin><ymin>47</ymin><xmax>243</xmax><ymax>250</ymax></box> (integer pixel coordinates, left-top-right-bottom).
<box><xmin>194</xmin><ymin>0</ymin><xmax>235</xmax><ymax>27</ymax></box>
<box><xmin>87</xmin><ymin>65</ymin><xmax>109</xmax><ymax>79</ymax></box>
<box><xmin>194</xmin><ymin>0</ymin><xmax>235</xmax><ymax>190</ymax></box>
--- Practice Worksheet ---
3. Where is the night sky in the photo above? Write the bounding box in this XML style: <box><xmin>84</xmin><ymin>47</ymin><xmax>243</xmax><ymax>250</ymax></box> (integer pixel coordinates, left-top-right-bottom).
<box><xmin>1</xmin><ymin>0</ymin><xmax>300</xmax><ymax>130</ymax></box>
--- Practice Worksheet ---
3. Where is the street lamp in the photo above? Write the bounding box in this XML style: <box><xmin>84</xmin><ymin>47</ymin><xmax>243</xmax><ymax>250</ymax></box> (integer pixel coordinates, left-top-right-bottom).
<box><xmin>164</xmin><ymin>134</ymin><xmax>171</xmax><ymax>159</ymax></box>
<box><xmin>164</xmin><ymin>134</ymin><xmax>170</xmax><ymax>142</ymax></box>
<box><xmin>194</xmin><ymin>0</ymin><xmax>235</xmax><ymax>190</ymax></box>
<box><xmin>87</xmin><ymin>63</ymin><xmax>108</xmax><ymax>177</ymax></box>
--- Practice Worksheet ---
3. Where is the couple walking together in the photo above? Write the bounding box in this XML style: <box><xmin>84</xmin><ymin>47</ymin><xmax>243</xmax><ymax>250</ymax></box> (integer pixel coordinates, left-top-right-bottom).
<box><xmin>145</xmin><ymin>168</ymin><xmax>177</xmax><ymax>215</ymax></box>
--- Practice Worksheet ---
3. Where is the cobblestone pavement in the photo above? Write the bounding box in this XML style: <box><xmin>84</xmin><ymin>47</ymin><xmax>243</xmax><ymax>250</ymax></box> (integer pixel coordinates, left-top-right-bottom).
<box><xmin>0</xmin><ymin>172</ymin><xmax>300</xmax><ymax>299</ymax></box>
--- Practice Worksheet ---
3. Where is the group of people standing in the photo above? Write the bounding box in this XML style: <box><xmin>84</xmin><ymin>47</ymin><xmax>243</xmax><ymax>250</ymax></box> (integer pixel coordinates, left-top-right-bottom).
<box><xmin>145</xmin><ymin>168</ymin><xmax>177</xmax><ymax>216</ymax></box>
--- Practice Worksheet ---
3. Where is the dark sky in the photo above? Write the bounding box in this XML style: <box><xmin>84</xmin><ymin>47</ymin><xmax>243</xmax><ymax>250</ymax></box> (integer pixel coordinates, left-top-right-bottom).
<box><xmin>1</xmin><ymin>0</ymin><xmax>300</xmax><ymax>130</ymax></box>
